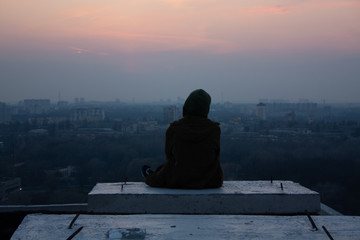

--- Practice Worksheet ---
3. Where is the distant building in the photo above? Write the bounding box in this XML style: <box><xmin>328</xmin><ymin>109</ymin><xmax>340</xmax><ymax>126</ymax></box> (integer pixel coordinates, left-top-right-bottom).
<box><xmin>163</xmin><ymin>106</ymin><xmax>180</xmax><ymax>124</ymax></box>
<box><xmin>307</xmin><ymin>115</ymin><xmax>314</xmax><ymax>124</ymax></box>
<box><xmin>256</xmin><ymin>103</ymin><xmax>267</xmax><ymax>121</ymax></box>
<box><xmin>28</xmin><ymin>129</ymin><xmax>49</xmax><ymax>136</ymax></box>
<box><xmin>57</xmin><ymin>101</ymin><xmax>69</xmax><ymax>109</ymax></box>
<box><xmin>74</xmin><ymin>97</ymin><xmax>85</xmax><ymax>104</ymax></box>
<box><xmin>0</xmin><ymin>102</ymin><xmax>11</xmax><ymax>122</ymax></box>
<box><xmin>137</xmin><ymin>121</ymin><xmax>159</xmax><ymax>132</ymax></box>
<box><xmin>72</xmin><ymin>107</ymin><xmax>105</xmax><ymax>122</ymax></box>
<box><xmin>58</xmin><ymin>165</ymin><xmax>77</xmax><ymax>178</ymax></box>
<box><xmin>285</xmin><ymin>111</ymin><xmax>296</xmax><ymax>123</ymax></box>
<box><xmin>0</xmin><ymin>177</ymin><xmax>21</xmax><ymax>202</ymax></box>
<box><xmin>267</xmin><ymin>102</ymin><xmax>317</xmax><ymax>113</ymax></box>
<box><xmin>23</xmin><ymin>99</ymin><xmax>51</xmax><ymax>114</ymax></box>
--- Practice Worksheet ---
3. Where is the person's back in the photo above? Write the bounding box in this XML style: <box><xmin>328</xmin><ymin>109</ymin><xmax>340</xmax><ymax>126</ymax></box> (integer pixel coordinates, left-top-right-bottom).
<box><xmin>143</xmin><ymin>89</ymin><xmax>223</xmax><ymax>189</ymax></box>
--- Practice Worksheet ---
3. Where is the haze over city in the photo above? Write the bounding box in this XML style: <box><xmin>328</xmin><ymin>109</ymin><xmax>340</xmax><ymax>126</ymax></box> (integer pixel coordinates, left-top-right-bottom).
<box><xmin>1</xmin><ymin>0</ymin><xmax>360</xmax><ymax>103</ymax></box>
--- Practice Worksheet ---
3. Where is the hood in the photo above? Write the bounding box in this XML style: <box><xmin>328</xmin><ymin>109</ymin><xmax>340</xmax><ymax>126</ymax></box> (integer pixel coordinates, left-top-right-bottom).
<box><xmin>182</xmin><ymin>89</ymin><xmax>211</xmax><ymax>118</ymax></box>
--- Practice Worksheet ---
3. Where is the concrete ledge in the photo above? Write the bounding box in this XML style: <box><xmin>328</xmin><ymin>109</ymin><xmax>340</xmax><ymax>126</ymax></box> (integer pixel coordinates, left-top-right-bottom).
<box><xmin>88</xmin><ymin>181</ymin><xmax>320</xmax><ymax>214</ymax></box>
<box><xmin>11</xmin><ymin>214</ymin><xmax>360</xmax><ymax>240</ymax></box>
<box><xmin>0</xmin><ymin>203</ymin><xmax>88</xmax><ymax>213</ymax></box>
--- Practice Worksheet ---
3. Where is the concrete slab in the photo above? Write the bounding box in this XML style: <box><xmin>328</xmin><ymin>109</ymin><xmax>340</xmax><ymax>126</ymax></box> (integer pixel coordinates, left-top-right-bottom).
<box><xmin>11</xmin><ymin>213</ymin><xmax>360</xmax><ymax>240</ymax></box>
<box><xmin>88</xmin><ymin>181</ymin><xmax>320</xmax><ymax>214</ymax></box>
<box><xmin>0</xmin><ymin>203</ymin><xmax>88</xmax><ymax>213</ymax></box>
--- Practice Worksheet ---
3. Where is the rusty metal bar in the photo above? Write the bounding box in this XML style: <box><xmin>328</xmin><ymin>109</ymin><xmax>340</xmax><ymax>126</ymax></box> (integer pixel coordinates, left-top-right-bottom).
<box><xmin>68</xmin><ymin>213</ymin><xmax>80</xmax><ymax>229</ymax></box>
<box><xmin>66</xmin><ymin>226</ymin><xmax>83</xmax><ymax>240</ymax></box>
<box><xmin>322</xmin><ymin>226</ymin><xmax>334</xmax><ymax>240</ymax></box>
<box><xmin>305</xmin><ymin>211</ymin><xmax>318</xmax><ymax>230</ymax></box>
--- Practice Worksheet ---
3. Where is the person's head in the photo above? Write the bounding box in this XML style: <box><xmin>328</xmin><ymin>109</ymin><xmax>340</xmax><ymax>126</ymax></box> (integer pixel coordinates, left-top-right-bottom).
<box><xmin>182</xmin><ymin>89</ymin><xmax>211</xmax><ymax>118</ymax></box>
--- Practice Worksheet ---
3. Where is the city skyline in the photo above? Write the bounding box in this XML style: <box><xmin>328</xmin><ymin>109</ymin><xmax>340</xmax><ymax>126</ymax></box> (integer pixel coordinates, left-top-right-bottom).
<box><xmin>0</xmin><ymin>96</ymin><xmax>351</xmax><ymax>105</ymax></box>
<box><xmin>1</xmin><ymin>0</ymin><xmax>360</xmax><ymax>103</ymax></box>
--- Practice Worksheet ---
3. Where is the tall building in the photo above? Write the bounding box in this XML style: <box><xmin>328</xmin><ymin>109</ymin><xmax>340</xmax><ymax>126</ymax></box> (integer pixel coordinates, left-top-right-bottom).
<box><xmin>0</xmin><ymin>102</ymin><xmax>11</xmax><ymax>123</ymax></box>
<box><xmin>163</xmin><ymin>105</ymin><xmax>180</xmax><ymax>124</ymax></box>
<box><xmin>256</xmin><ymin>102</ymin><xmax>266</xmax><ymax>121</ymax></box>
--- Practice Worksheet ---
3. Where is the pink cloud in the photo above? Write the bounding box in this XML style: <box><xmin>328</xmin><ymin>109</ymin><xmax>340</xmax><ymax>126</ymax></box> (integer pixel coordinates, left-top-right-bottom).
<box><xmin>69</xmin><ymin>47</ymin><xmax>110</xmax><ymax>56</ymax></box>
<box><xmin>70</xmin><ymin>47</ymin><xmax>89</xmax><ymax>54</ymax></box>
<box><xmin>250</xmin><ymin>5</ymin><xmax>292</xmax><ymax>15</ymax></box>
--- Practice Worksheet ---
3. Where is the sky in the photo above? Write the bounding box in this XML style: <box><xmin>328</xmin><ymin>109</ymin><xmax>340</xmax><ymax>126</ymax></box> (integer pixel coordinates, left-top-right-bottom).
<box><xmin>1</xmin><ymin>0</ymin><xmax>360</xmax><ymax>104</ymax></box>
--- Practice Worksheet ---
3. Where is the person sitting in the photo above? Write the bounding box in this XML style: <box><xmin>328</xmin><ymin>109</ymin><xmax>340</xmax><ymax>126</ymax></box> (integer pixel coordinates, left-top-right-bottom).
<box><xmin>142</xmin><ymin>89</ymin><xmax>223</xmax><ymax>189</ymax></box>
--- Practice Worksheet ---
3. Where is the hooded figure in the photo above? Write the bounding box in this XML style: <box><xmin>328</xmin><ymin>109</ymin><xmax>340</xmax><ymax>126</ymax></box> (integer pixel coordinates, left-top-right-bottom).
<box><xmin>145</xmin><ymin>89</ymin><xmax>223</xmax><ymax>189</ymax></box>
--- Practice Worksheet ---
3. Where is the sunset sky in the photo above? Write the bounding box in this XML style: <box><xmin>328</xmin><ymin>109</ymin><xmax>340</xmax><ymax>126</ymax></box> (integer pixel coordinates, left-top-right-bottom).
<box><xmin>1</xmin><ymin>0</ymin><xmax>359</xmax><ymax>103</ymax></box>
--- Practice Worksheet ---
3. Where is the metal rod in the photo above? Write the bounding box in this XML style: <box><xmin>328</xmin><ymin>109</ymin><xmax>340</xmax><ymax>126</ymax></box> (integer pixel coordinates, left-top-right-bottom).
<box><xmin>305</xmin><ymin>211</ymin><xmax>318</xmax><ymax>230</ymax></box>
<box><xmin>322</xmin><ymin>226</ymin><xmax>334</xmax><ymax>240</ymax></box>
<box><xmin>270</xmin><ymin>176</ymin><xmax>273</xmax><ymax>183</ymax></box>
<box><xmin>68</xmin><ymin>213</ymin><xmax>80</xmax><ymax>229</ymax></box>
<box><xmin>280</xmin><ymin>183</ymin><xmax>283</xmax><ymax>190</ymax></box>
<box><xmin>66</xmin><ymin>226</ymin><xmax>83</xmax><ymax>240</ymax></box>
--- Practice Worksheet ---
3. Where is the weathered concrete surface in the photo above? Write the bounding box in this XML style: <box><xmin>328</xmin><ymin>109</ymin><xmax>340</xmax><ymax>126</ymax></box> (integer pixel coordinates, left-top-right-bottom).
<box><xmin>88</xmin><ymin>181</ymin><xmax>320</xmax><ymax>214</ymax></box>
<box><xmin>11</xmin><ymin>214</ymin><xmax>360</xmax><ymax>240</ymax></box>
<box><xmin>0</xmin><ymin>203</ymin><xmax>88</xmax><ymax>213</ymax></box>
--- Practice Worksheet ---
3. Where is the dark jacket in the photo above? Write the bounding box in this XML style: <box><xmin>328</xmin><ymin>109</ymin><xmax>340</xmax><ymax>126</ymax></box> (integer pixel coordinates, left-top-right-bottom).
<box><xmin>146</xmin><ymin>116</ymin><xmax>223</xmax><ymax>189</ymax></box>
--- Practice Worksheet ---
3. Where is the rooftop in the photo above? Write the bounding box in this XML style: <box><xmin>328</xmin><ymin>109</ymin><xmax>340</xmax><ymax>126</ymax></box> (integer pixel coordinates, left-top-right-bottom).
<box><xmin>11</xmin><ymin>214</ymin><xmax>360</xmax><ymax>239</ymax></box>
<box><xmin>8</xmin><ymin>180</ymin><xmax>357</xmax><ymax>239</ymax></box>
